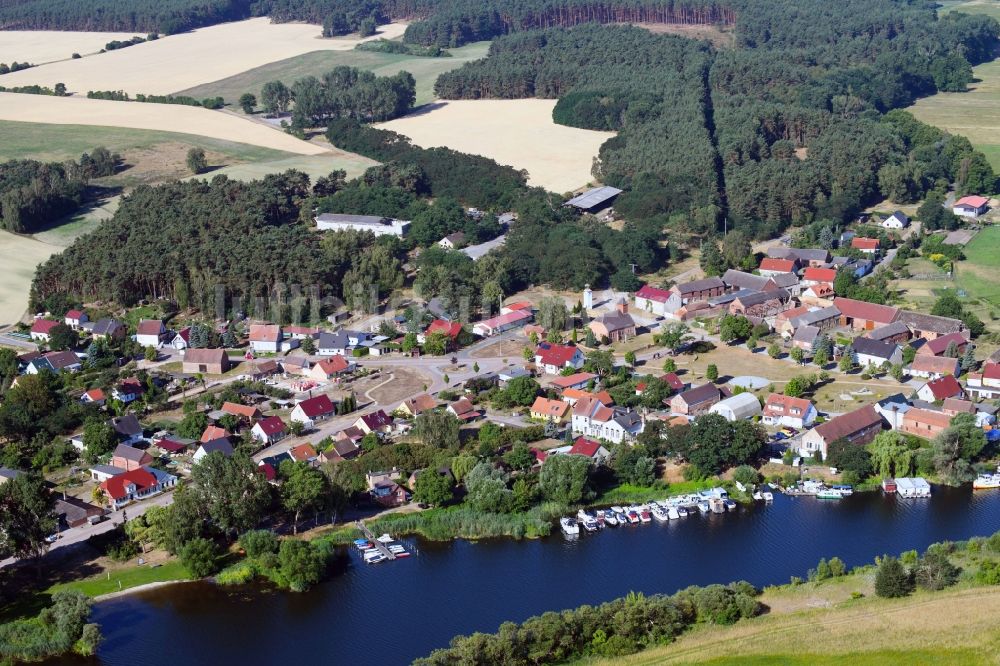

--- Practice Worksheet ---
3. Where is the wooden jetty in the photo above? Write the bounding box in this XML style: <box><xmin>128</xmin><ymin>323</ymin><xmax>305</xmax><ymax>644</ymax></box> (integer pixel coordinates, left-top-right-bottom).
<box><xmin>355</xmin><ymin>520</ymin><xmax>396</xmax><ymax>561</ymax></box>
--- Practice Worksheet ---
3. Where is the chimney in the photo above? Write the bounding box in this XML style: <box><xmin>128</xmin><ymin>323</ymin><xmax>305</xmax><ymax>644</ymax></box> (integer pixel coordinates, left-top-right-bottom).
<box><xmin>617</xmin><ymin>298</ymin><xmax>628</xmax><ymax>315</ymax></box>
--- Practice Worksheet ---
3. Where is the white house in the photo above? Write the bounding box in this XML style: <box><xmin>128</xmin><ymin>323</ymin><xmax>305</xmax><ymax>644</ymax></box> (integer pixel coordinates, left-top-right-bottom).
<box><xmin>850</xmin><ymin>337</ymin><xmax>902</xmax><ymax>370</ymax></box>
<box><xmin>473</xmin><ymin>310</ymin><xmax>532</xmax><ymax>337</ymax></box>
<box><xmin>248</xmin><ymin>325</ymin><xmax>282</xmax><ymax>353</ymax></box>
<box><xmin>315</xmin><ymin>213</ymin><xmax>410</xmax><ymax>237</ymax></box>
<box><xmin>571</xmin><ymin>397</ymin><xmax>642</xmax><ymax>444</ymax></box>
<box><xmin>64</xmin><ymin>309</ymin><xmax>88</xmax><ymax>330</ymax></box>
<box><xmin>634</xmin><ymin>284</ymin><xmax>682</xmax><ymax>317</ymax></box>
<box><xmin>952</xmin><ymin>195</ymin><xmax>988</xmax><ymax>218</ymax></box>
<box><xmin>192</xmin><ymin>438</ymin><xmax>234</xmax><ymax>463</ymax></box>
<box><xmin>762</xmin><ymin>394</ymin><xmax>817</xmax><ymax>429</ymax></box>
<box><xmin>533</xmin><ymin>342</ymin><xmax>585</xmax><ymax>375</ymax></box>
<box><xmin>29</xmin><ymin>319</ymin><xmax>59</xmax><ymax>341</ymax></box>
<box><xmin>290</xmin><ymin>395</ymin><xmax>336</xmax><ymax>430</ymax></box>
<box><xmin>882</xmin><ymin>211</ymin><xmax>910</xmax><ymax>229</ymax></box>
<box><xmin>709</xmin><ymin>392</ymin><xmax>762</xmax><ymax>422</ymax></box>
<box><xmin>135</xmin><ymin>319</ymin><xmax>166</xmax><ymax>348</ymax></box>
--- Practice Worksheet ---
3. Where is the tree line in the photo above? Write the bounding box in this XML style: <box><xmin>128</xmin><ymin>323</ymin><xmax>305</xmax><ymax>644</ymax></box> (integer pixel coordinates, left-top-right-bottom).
<box><xmin>0</xmin><ymin>0</ymin><xmax>253</xmax><ymax>33</ymax></box>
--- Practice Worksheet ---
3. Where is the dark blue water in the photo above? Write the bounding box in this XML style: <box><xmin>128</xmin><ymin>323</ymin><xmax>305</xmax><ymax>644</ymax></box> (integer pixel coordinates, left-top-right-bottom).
<box><xmin>86</xmin><ymin>487</ymin><xmax>1000</xmax><ymax>665</ymax></box>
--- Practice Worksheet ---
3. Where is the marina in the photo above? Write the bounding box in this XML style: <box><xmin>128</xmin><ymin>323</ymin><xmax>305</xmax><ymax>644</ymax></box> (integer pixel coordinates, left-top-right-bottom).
<box><xmin>78</xmin><ymin>486</ymin><xmax>1000</xmax><ymax>666</ymax></box>
<box><xmin>353</xmin><ymin>521</ymin><xmax>411</xmax><ymax>563</ymax></box>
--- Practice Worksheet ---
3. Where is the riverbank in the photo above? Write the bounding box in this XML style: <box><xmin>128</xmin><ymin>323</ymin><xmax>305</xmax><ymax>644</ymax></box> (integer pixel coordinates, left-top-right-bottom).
<box><xmin>418</xmin><ymin>528</ymin><xmax>1000</xmax><ymax>664</ymax></box>
<box><xmin>594</xmin><ymin>584</ymin><xmax>1000</xmax><ymax>665</ymax></box>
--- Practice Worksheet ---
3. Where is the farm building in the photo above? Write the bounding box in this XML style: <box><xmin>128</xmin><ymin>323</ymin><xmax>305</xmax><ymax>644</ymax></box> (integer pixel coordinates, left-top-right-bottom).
<box><xmin>952</xmin><ymin>195</ymin><xmax>988</xmax><ymax>218</ymax></box>
<box><xmin>315</xmin><ymin>213</ymin><xmax>410</xmax><ymax>237</ymax></box>
<box><xmin>563</xmin><ymin>186</ymin><xmax>622</xmax><ymax>212</ymax></box>
<box><xmin>182</xmin><ymin>348</ymin><xmax>230</xmax><ymax>375</ymax></box>
<box><xmin>709</xmin><ymin>393</ymin><xmax>762</xmax><ymax>422</ymax></box>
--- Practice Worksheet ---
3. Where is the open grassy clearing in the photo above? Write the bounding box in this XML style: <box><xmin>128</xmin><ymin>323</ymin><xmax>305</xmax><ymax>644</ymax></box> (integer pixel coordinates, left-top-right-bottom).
<box><xmin>0</xmin><ymin>93</ymin><xmax>329</xmax><ymax>154</ymax></box>
<box><xmin>376</xmin><ymin>99</ymin><xmax>616</xmax><ymax>192</ymax></box>
<box><xmin>589</xmin><ymin>584</ymin><xmax>1000</xmax><ymax>665</ymax></box>
<box><xmin>630</xmin><ymin>22</ymin><xmax>734</xmax><ymax>47</ymax></box>
<box><xmin>32</xmin><ymin>196</ymin><xmax>119</xmax><ymax>247</ymax></box>
<box><xmin>180</xmin><ymin>41</ymin><xmax>492</xmax><ymax>108</ymax></box>
<box><xmin>202</xmin><ymin>152</ymin><xmax>377</xmax><ymax>183</ymax></box>
<box><xmin>0</xmin><ymin>29</ymin><xmax>137</xmax><ymax>65</ymax></box>
<box><xmin>909</xmin><ymin>57</ymin><xmax>1000</xmax><ymax>170</ymax></box>
<box><xmin>938</xmin><ymin>0</ymin><xmax>1000</xmax><ymax>21</ymax></box>
<box><xmin>0</xmin><ymin>119</ymin><xmax>294</xmax><ymax>163</ymax></box>
<box><xmin>0</xmin><ymin>232</ymin><xmax>65</xmax><ymax>326</ymax></box>
<box><xmin>0</xmin><ymin>18</ymin><xmax>408</xmax><ymax>96</ymax></box>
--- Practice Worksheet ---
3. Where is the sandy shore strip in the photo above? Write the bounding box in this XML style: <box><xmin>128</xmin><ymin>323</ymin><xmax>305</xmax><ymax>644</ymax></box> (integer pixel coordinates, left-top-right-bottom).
<box><xmin>376</xmin><ymin>99</ymin><xmax>615</xmax><ymax>193</ymax></box>
<box><xmin>0</xmin><ymin>29</ymin><xmax>139</xmax><ymax>65</ymax></box>
<box><xmin>94</xmin><ymin>579</ymin><xmax>194</xmax><ymax>602</ymax></box>
<box><xmin>0</xmin><ymin>18</ymin><xmax>408</xmax><ymax>96</ymax></box>
<box><xmin>0</xmin><ymin>93</ymin><xmax>329</xmax><ymax>155</ymax></box>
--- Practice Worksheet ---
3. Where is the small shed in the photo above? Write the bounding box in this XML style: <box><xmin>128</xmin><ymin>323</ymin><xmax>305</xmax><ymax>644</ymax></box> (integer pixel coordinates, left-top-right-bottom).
<box><xmin>708</xmin><ymin>392</ymin><xmax>762</xmax><ymax>422</ymax></box>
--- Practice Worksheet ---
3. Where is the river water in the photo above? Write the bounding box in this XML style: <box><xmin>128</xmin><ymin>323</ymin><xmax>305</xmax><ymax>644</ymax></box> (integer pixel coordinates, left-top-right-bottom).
<box><xmin>75</xmin><ymin>487</ymin><xmax>1000</xmax><ymax>665</ymax></box>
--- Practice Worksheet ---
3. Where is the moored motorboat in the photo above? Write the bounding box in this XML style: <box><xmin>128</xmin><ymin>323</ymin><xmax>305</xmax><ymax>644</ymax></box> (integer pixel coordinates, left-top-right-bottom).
<box><xmin>651</xmin><ymin>505</ymin><xmax>669</xmax><ymax>521</ymax></box>
<box><xmin>676</xmin><ymin>506</ymin><xmax>688</xmax><ymax>517</ymax></box>
<box><xmin>762</xmin><ymin>491</ymin><xmax>774</xmax><ymax>502</ymax></box>
<box><xmin>560</xmin><ymin>517</ymin><xmax>580</xmax><ymax>535</ymax></box>
<box><xmin>816</xmin><ymin>488</ymin><xmax>844</xmax><ymax>499</ymax></box>
<box><xmin>667</xmin><ymin>506</ymin><xmax>680</xmax><ymax>520</ymax></box>
<box><xmin>626</xmin><ymin>510</ymin><xmax>640</xmax><ymax>524</ymax></box>
<box><xmin>973</xmin><ymin>473</ymin><xmax>1000</xmax><ymax>490</ymax></box>
<box><xmin>697</xmin><ymin>501</ymin><xmax>710</xmax><ymax>514</ymax></box>
<box><xmin>723</xmin><ymin>499</ymin><xmax>737</xmax><ymax>511</ymax></box>
<box><xmin>639</xmin><ymin>509</ymin><xmax>652</xmax><ymax>523</ymax></box>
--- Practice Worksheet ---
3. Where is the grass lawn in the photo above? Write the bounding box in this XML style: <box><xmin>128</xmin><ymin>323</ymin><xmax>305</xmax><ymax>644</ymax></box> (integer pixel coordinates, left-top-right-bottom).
<box><xmin>909</xmin><ymin>55</ymin><xmax>1000</xmax><ymax>171</ymax></box>
<box><xmin>955</xmin><ymin>225</ymin><xmax>1000</xmax><ymax>309</ymax></box>
<box><xmin>47</xmin><ymin>560</ymin><xmax>190</xmax><ymax>598</ymax></box>
<box><xmin>205</xmin><ymin>152</ymin><xmax>377</xmax><ymax>184</ymax></box>
<box><xmin>32</xmin><ymin>196</ymin><xmax>120</xmax><ymax>247</ymax></box>
<box><xmin>178</xmin><ymin>41</ymin><xmax>492</xmax><ymax>108</ymax></box>
<box><xmin>937</xmin><ymin>0</ymin><xmax>1000</xmax><ymax>21</ymax></box>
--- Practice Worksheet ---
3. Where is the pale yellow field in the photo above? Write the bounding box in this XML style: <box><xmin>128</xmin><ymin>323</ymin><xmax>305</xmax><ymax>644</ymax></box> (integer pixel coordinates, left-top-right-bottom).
<box><xmin>0</xmin><ymin>93</ymin><xmax>329</xmax><ymax>155</ymax></box>
<box><xmin>376</xmin><ymin>99</ymin><xmax>616</xmax><ymax>192</ymax></box>
<box><xmin>0</xmin><ymin>231</ymin><xmax>63</xmax><ymax>326</ymax></box>
<box><xmin>0</xmin><ymin>29</ymin><xmax>138</xmax><ymax>65</ymax></box>
<box><xmin>0</xmin><ymin>18</ymin><xmax>408</xmax><ymax>96</ymax></box>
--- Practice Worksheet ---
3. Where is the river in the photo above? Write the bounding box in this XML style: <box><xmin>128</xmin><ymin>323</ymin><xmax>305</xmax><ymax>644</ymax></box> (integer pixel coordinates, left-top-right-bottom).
<box><xmin>74</xmin><ymin>487</ymin><xmax>1000</xmax><ymax>665</ymax></box>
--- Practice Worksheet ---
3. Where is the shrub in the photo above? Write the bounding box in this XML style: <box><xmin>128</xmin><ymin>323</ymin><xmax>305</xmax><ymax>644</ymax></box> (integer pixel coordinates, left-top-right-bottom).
<box><xmin>874</xmin><ymin>556</ymin><xmax>914</xmax><ymax>598</ymax></box>
<box><xmin>180</xmin><ymin>537</ymin><xmax>219</xmax><ymax>578</ymax></box>
<box><xmin>239</xmin><ymin>530</ymin><xmax>279</xmax><ymax>558</ymax></box>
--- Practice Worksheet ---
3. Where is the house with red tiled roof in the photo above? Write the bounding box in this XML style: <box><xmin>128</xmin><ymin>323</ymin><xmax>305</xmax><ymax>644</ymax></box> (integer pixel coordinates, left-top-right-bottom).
<box><xmin>530</xmin><ymin>397</ymin><xmax>570</xmax><ymax>423</ymax></box>
<box><xmin>354</xmin><ymin>409</ymin><xmax>393</xmax><ymax>434</ymax></box>
<box><xmin>501</xmin><ymin>302</ymin><xmax>533</xmax><ymax>314</ymax></box>
<box><xmin>953</xmin><ymin>195</ymin><xmax>989</xmax><ymax>218</ymax></box>
<box><xmin>398</xmin><ymin>394</ymin><xmax>438</xmax><ymax>417</ymax></box>
<box><xmin>222</xmin><ymin>401</ymin><xmax>263</xmax><ymax>423</ymax></box>
<box><xmin>64</xmin><ymin>309</ymin><xmax>88</xmax><ymax>330</ymax></box>
<box><xmin>446</xmin><ymin>398</ymin><xmax>480</xmax><ymax>421</ymax></box>
<box><xmin>200</xmin><ymin>425</ymin><xmax>231</xmax><ymax>443</ymax></box>
<box><xmin>248</xmin><ymin>324</ymin><xmax>282</xmax><ymax>353</ymax></box>
<box><xmin>901</xmin><ymin>408</ymin><xmax>952</xmax><ymax>439</ymax></box>
<box><xmin>758</xmin><ymin>257</ymin><xmax>799</xmax><ymax>276</ymax></box>
<box><xmin>634</xmin><ymin>284</ymin><xmax>682</xmax><ymax>317</ymax></box>
<box><xmin>567</xmin><ymin>437</ymin><xmax>610</xmax><ymax>464</ymax></box>
<box><xmin>801</xmin><ymin>267</ymin><xmax>837</xmax><ymax>287</ymax></box>
<box><xmin>916</xmin><ymin>375</ymin><xmax>964</xmax><ymax>403</ymax></box>
<box><xmin>251</xmin><ymin>415</ymin><xmax>287</xmax><ymax>445</ymax></box>
<box><xmin>834</xmin><ymin>297</ymin><xmax>899</xmax><ymax>331</ymax></box>
<box><xmin>851</xmin><ymin>237</ymin><xmax>880</xmax><ymax>255</ymax></box>
<box><xmin>965</xmin><ymin>362</ymin><xmax>1000</xmax><ymax>400</ymax></box>
<box><xmin>80</xmin><ymin>388</ymin><xmax>106</xmax><ymax>406</ymax></box>
<box><xmin>915</xmin><ymin>331</ymin><xmax>969</xmax><ymax>357</ymax></box>
<box><xmin>800</xmin><ymin>283</ymin><xmax>835</xmax><ymax>307</ymax></box>
<box><xmin>310</xmin><ymin>356</ymin><xmax>353</xmax><ymax>381</ymax></box>
<box><xmin>799</xmin><ymin>404</ymin><xmax>882</xmax><ymax>458</ymax></box>
<box><xmin>289</xmin><ymin>443</ymin><xmax>319</xmax><ymax>464</ymax></box>
<box><xmin>29</xmin><ymin>319</ymin><xmax>59</xmax><ymax>341</ymax></box>
<box><xmin>135</xmin><ymin>319</ymin><xmax>166</xmax><ymax>347</ymax></box>
<box><xmin>908</xmin><ymin>354</ymin><xmax>960</xmax><ymax>379</ymax></box>
<box><xmin>762</xmin><ymin>393</ymin><xmax>817</xmax><ymax>429</ymax></box>
<box><xmin>549</xmin><ymin>372</ymin><xmax>597</xmax><ymax>391</ymax></box>
<box><xmin>290</xmin><ymin>395</ymin><xmax>335</xmax><ymax>429</ymax></box>
<box><xmin>534</xmin><ymin>342</ymin><xmax>585</xmax><ymax>375</ymax></box>
<box><xmin>100</xmin><ymin>466</ymin><xmax>176</xmax><ymax>511</ymax></box>
<box><xmin>561</xmin><ymin>388</ymin><xmax>613</xmax><ymax>406</ymax></box>
<box><xmin>473</xmin><ymin>310</ymin><xmax>533</xmax><ymax>337</ymax></box>
<box><xmin>421</xmin><ymin>319</ymin><xmax>463</xmax><ymax>346</ymax></box>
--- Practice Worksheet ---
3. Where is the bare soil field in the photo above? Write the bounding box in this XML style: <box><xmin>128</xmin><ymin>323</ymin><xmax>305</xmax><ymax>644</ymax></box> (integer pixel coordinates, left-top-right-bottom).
<box><xmin>0</xmin><ymin>93</ymin><xmax>328</xmax><ymax>154</ymax></box>
<box><xmin>203</xmin><ymin>152</ymin><xmax>377</xmax><ymax>183</ymax></box>
<box><xmin>0</xmin><ymin>19</ymin><xmax>408</xmax><ymax>96</ymax></box>
<box><xmin>0</xmin><ymin>29</ymin><xmax>137</xmax><ymax>65</ymax></box>
<box><xmin>631</xmin><ymin>22</ymin><xmax>734</xmax><ymax>47</ymax></box>
<box><xmin>0</xmin><ymin>231</ymin><xmax>64</xmax><ymax>326</ymax></box>
<box><xmin>366</xmin><ymin>367</ymin><xmax>431</xmax><ymax>405</ymax></box>
<box><xmin>376</xmin><ymin>99</ymin><xmax>616</xmax><ymax>193</ymax></box>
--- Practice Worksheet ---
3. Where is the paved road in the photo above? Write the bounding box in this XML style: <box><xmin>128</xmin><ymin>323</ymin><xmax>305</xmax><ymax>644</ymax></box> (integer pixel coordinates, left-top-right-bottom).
<box><xmin>0</xmin><ymin>490</ymin><xmax>174</xmax><ymax>569</ymax></box>
<box><xmin>0</xmin><ymin>334</ymin><xmax>38</xmax><ymax>350</ymax></box>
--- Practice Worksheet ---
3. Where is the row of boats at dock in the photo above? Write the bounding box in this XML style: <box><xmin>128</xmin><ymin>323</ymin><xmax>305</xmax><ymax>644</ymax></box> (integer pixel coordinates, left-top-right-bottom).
<box><xmin>560</xmin><ymin>488</ymin><xmax>773</xmax><ymax>536</ymax></box>
<box><xmin>353</xmin><ymin>533</ymin><xmax>411</xmax><ymax>564</ymax></box>
<box><xmin>973</xmin><ymin>465</ymin><xmax>1000</xmax><ymax>490</ymax></box>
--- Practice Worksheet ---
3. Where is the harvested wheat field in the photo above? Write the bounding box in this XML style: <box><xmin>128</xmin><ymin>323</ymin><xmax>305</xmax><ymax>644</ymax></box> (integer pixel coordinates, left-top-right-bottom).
<box><xmin>0</xmin><ymin>18</ymin><xmax>408</xmax><ymax>96</ymax></box>
<box><xmin>0</xmin><ymin>232</ymin><xmax>63</xmax><ymax>326</ymax></box>
<box><xmin>0</xmin><ymin>29</ymin><xmax>138</xmax><ymax>65</ymax></box>
<box><xmin>0</xmin><ymin>93</ymin><xmax>328</xmax><ymax>154</ymax></box>
<box><xmin>376</xmin><ymin>99</ymin><xmax>615</xmax><ymax>192</ymax></box>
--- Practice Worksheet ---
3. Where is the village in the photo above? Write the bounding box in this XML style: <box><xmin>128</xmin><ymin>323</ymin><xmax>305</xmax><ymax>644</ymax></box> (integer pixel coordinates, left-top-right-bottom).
<box><xmin>2</xmin><ymin>187</ymin><xmax>999</xmax><ymax>559</ymax></box>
